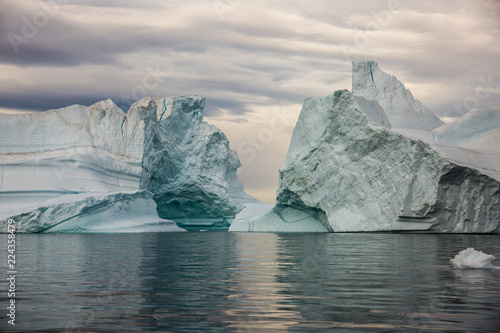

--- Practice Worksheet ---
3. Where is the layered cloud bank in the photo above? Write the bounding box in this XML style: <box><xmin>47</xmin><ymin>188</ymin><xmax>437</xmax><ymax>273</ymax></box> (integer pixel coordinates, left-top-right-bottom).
<box><xmin>0</xmin><ymin>95</ymin><xmax>256</xmax><ymax>233</ymax></box>
<box><xmin>230</xmin><ymin>61</ymin><xmax>500</xmax><ymax>233</ymax></box>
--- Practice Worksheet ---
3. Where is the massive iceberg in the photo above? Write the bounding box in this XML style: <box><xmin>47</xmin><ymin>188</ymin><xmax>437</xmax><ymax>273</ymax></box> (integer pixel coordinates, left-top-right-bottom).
<box><xmin>230</xmin><ymin>61</ymin><xmax>500</xmax><ymax>233</ymax></box>
<box><xmin>0</xmin><ymin>95</ymin><xmax>256</xmax><ymax>233</ymax></box>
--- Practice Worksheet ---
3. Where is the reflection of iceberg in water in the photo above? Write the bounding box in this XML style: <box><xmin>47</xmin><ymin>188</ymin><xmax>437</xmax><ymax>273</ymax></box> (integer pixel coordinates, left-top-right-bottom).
<box><xmin>12</xmin><ymin>233</ymin><xmax>500</xmax><ymax>331</ymax></box>
<box><xmin>269</xmin><ymin>234</ymin><xmax>443</xmax><ymax>330</ymax></box>
<box><xmin>450</xmin><ymin>248</ymin><xmax>499</xmax><ymax>269</ymax></box>
<box><xmin>65</xmin><ymin>236</ymin><xmax>151</xmax><ymax>330</ymax></box>
<box><xmin>452</xmin><ymin>268</ymin><xmax>493</xmax><ymax>284</ymax></box>
<box><xmin>223</xmin><ymin>234</ymin><xmax>304</xmax><ymax>331</ymax></box>
<box><xmin>18</xmin><ymin>234</ymin><xmax>150</xmax><ymax>330</ymax></box>
<box><xmin>133</xmin><ymin>233</ymin><xmax>304</xmax><ymax>331</ymax></box>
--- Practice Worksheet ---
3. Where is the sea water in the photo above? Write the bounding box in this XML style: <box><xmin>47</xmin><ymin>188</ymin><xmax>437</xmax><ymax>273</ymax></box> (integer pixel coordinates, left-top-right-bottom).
<box><xmin>1</xmin><ymin>233</ymin><xmax>500</xmax><ymax>332</ymax></box>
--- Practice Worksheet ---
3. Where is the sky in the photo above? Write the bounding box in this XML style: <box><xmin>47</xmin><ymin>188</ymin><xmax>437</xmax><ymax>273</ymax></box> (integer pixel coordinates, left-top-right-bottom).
<box><xmin>1</xmin><ymin>0</ymin><xmax>499</xmax><ymax>203</ymax></box>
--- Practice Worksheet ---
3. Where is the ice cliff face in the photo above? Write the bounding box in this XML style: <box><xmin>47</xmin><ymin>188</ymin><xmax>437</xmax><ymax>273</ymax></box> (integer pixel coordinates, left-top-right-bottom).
<box><xmin>133</xmin><ymin>96</ymin><xmax>253</xmax><ymax>219</ymax></box>
<box><xmin>0</xmin><ymin>99</ymin><xmax>144</xmax><ymax>197</ymax></box>
<box><xmin>0</xmin><ymin>95</ymin><xmax>255</xmax><ymax>232</ymax></box>
<box><xmin>230</xmin><ymin>61</ymin><xmax>500</xmax><ymax>233</ymax></box>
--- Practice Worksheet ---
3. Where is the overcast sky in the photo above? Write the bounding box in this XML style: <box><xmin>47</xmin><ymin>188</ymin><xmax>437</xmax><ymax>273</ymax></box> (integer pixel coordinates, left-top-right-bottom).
<box><xmin>1</xmin><ymin>0</ymin><xmax>499</xmax><ymax>202</ymax></box>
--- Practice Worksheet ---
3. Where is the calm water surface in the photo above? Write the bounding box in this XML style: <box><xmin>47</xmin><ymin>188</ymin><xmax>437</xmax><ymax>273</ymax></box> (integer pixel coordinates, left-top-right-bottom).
<box><xmin>1</xmin><ymin>233</ymin><xmax>500</xmax><ymax>332</ymax></box>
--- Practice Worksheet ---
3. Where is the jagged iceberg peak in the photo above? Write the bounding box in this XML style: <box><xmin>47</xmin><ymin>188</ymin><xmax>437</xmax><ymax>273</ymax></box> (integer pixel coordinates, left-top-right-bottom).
<box><xmin>89</xmin><ymin>98</ymin><xmax>125</xmax><ymax>115</ymax></box>
<box><xmin>131</xmin><ymin>95</ymin><xmax>205</xmax><ymax>123</ymax></box>
<box><xmin>352</xmin><ymin>60</ymin><xmax>443</xmax><ymax>131</ymax></box>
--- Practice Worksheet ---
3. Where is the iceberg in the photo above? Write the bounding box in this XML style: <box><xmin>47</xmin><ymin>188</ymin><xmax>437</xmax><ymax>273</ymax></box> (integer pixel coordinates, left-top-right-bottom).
<box><xmin>135</xmin><ymin>96</ymin><xmax>256</xmax><ymax>220</ymax></box>
<box><xmin>450</xmin><ymin>248</ymin><xmax>498</xmax><ymax>269</ymax></box>
<box><xmin>230</xmin><ymin>61</ymin><xmax>500</xmax><ymax>233</ymax></box>
<box><xmin>0</xmin><ymin>95</ymin><xmax>256</xmax><ymax>232</ymax></box>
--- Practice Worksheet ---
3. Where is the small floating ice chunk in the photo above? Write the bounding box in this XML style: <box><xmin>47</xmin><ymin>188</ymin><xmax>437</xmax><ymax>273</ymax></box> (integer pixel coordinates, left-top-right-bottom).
<box><xmin>450</xmin><ymin>248</ymin><xmax>498</xmax><ymax>269</ymax></box>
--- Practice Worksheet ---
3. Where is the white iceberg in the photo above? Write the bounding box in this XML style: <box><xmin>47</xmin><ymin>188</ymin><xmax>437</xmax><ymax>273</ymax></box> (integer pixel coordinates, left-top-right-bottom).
<box><xmin>450</xmin><ymin>248</ymin><xmax>498</xmax><ymax>269</ymax></box>
<box><xmin>231</xmin><ymin>61</ymin><xmax>500</xmax><ymax>233</ymax></box>
<box><xmin>0</xmin><ymin>95</ymin><xmax>256</xmax><ymax>232</ymax></box>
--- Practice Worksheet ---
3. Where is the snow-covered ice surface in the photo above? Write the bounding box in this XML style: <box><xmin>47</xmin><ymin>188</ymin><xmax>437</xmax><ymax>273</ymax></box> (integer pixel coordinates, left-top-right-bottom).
<box><xmin>237</xmin><ymin>61</ymin><xmax>500</xmax><ymax>233</ymax></box>
<box><xmin>433</xmin><ymin>108</ymin><xmax>500</xmax><ymax>151</ymax></box>
<box><xmin>450</xmin><ymin>248</ymin><xmax>498</xmax><ymax>269</ymax></box>
<box><xmin>0</xmin><ymin>95</ymin><xmax>256</xmax><ymax>232</ymax></box>
<box><xmin>431</xmin><ymin>108</ymin><xmax>500</xmax><ymax>182</ymax></box>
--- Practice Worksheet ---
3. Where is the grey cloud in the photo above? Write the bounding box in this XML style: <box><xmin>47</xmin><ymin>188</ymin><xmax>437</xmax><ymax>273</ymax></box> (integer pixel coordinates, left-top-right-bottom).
<box><xmin>0</xmin><ymin>0</ymin><xmax>499</xmax><ymax>119</ymax></box>
<box><xmin>0</xmin><ymin>15</ymin><xmax>169</xmax><ymax>66</ymax></box>
<box><xmin>204</xmin><ymin>97</ymin><xmax>253</xmax><ymax>117</ymax></box>
<box><xmin>1</xmin><ymin>0</ymin><xmax>349</xmax><ymax>68</ymax></box>
<box><xmin>68</xmin><ymin>0</ymin><xmax>168</xmax><ymax>9</ymax></box>
<box><xmin>0</xmin><ymin>90</ymin><xmax>111</xmax><ymax>112</ymax></box>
